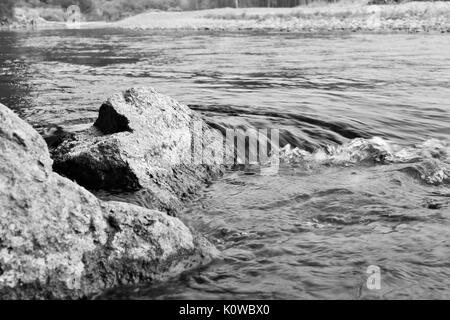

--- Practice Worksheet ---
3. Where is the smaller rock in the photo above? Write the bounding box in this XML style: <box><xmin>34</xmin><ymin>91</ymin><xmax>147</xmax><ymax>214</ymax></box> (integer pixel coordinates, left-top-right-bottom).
<box><xmin>52</xmin><ymin>87</ymin><xmax>226</xmax><ymax>215</ymax></box>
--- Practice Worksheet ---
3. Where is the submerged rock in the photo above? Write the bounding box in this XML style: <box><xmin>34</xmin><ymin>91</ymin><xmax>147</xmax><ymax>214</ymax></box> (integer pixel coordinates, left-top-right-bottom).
<box><xmin>279</xmin><ymin>137</ymin><xmax>393</xmax><ymax>167</ymax></box>
<box><xmin>0</xmin><ymin>103</ymin><xmax>218</xmax><ymax>299</ymax></box>
<box><xmin>52</xmin><ymin>87</ymin><xmax>225</xmax><ymax>215</ymax></box>
<box><xmin>399</xmin><ymin>159</ymin><xmax>450</xmax><ymax>186</ymax></box>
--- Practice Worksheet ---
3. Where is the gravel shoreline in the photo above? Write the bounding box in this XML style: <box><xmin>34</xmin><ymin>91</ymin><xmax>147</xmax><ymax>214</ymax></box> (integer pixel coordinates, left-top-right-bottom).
<box><xmin>115</xmin><ymin>2</ymin><xmax>450</xmax><ymax>33</ymax></box>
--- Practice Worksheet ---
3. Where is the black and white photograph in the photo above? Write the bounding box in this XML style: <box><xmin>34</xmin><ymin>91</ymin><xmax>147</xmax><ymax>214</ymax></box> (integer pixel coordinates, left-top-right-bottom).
<box><xmin>0</xmin><ymin>0</ymin><xmax>449</xmax><ymax>305</ymax></box>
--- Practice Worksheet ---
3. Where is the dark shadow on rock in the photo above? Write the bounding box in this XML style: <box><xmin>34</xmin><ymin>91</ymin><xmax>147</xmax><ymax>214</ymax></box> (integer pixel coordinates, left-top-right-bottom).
<box><xmin>94</xmin><ymin>102</ymin><xmax>132</xmax><ymax>135</ymax></box>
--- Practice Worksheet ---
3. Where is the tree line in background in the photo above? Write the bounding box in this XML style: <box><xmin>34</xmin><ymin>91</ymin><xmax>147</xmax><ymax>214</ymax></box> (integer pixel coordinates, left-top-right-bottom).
<box><xmin>186</xmin><ymin>0</ymin><xmax>318</xmax><ymax>9</ymax></box>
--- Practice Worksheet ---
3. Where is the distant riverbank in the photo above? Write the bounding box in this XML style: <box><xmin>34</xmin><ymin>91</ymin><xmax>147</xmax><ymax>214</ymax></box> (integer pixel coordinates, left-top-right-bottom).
<box><xmin>2</xmin><ymin>2</ymin><xmax>450</xmax><ymax>33</ymax></box>
<box><xmin>116</xmin><ymin>2</ymin><xmax>450</xmax><ymax>33</ymax></box>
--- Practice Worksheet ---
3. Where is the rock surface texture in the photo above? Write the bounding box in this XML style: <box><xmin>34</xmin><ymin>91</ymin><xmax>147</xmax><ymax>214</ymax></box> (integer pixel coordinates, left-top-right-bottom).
<box><xmin>52</xmin><ymin>87</ymin><xmax>225</xmax><ymax>215</ymax></box>
<box><xmin>0</xmin><ymin>103</ymin><xmax>218</xmax><ymax>299</ymax></box>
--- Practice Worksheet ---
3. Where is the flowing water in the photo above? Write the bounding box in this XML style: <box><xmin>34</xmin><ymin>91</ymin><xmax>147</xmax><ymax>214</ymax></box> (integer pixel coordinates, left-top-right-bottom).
<box><xmin>0</xmin><ymin>29</ymin><xmax>449</xmax><ymax>299</ymax></box>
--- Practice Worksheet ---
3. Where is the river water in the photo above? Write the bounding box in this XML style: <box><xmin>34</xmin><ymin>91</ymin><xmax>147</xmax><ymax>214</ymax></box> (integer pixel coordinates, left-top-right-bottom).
<box><xmin>0</xmin><ymin>29</ymin><xmax>449</xmax><ymax>299</ymax></box>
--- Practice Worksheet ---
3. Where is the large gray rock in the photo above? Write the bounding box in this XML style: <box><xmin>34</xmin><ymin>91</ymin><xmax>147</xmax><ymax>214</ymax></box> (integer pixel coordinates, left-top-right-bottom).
<box><xmin>0</xmin><ymin>103</ymin><xmax>218</xmax><ymax>299</ymax></box>
<box><xmin>52</xmin><ymin>87</ymin><xmax>226</xmax><ymax>215</ymax></box>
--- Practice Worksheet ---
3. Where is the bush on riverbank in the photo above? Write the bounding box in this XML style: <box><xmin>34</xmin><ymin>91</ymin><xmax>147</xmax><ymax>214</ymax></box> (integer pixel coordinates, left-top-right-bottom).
<box><xmin>0</xmin><ymin>0</ymin><xmax>14</xmax><ymax>23</ymax></box>
<box><xmin>3</xmin><ymin>0</ymin><xmax>94</xmax><ymax>23</ymax></box>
